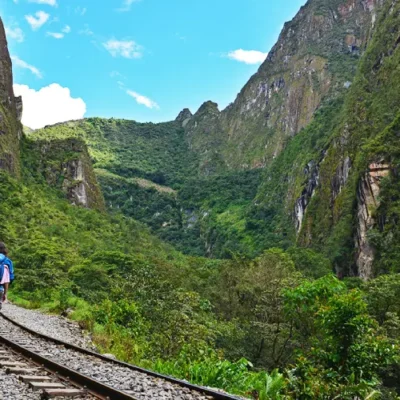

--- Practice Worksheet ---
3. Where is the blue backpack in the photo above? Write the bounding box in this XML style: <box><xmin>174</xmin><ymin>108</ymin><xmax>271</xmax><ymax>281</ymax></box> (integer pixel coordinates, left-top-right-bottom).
<box><xmin>0</xmin><ymin>254</ymin><xmax>14</xmax><ymax>283</ymax></box>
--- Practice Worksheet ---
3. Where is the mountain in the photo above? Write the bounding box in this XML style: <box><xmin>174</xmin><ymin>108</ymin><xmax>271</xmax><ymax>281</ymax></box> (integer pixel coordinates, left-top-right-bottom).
<box><xmin>30</xmin><ymin>0</ymin><xmax>400</xmax><ymax>276</ymax></box>
<box><xmin>185</xmin><ymin>0</ymin><xmax>380</xmax><ymax>172</ymax></box>
<box><xmin>0</xmin><ymin>20</ymin><xmax>22</xmax><ymax>176</ymax></box>
<box><xmin>2</xmin><ymin>3</ymin><xmax>400</xmax><ymax>398</ymax></box>
<box><xmin>0</xmin><ymin>16</ymin><xmax>229</xmax><ymax>382</ymax></box>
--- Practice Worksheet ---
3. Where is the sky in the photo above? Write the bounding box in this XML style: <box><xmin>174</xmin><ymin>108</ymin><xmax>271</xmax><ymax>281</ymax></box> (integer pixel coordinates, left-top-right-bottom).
<box><xmin>1</xmin><ymin>0</ymin><xmax>306</xmax><ymax>129</ymax></box>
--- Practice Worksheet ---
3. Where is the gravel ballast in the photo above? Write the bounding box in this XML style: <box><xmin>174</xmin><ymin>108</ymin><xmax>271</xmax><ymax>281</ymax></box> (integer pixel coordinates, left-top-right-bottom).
<box><xmin>1</xmin><ymin>303</ymin><xmax>91</xmax><ymax>349</ymax></box>
<box><xmin>0</xmin><ymin>366</ymin><xmax>41</xmax><ymax>400</ymax></box>
<box><xmin>0</xmin><ymin>304</ymin><xmax>235</xmax><ymax>400</ymax></box>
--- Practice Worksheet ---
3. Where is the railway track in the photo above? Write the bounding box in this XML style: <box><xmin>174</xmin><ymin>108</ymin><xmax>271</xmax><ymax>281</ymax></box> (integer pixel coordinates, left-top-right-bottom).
<box><xmin>0</xmin><ymin>312</ymin><xmax>242</xmax><ymax>400</ymax></box>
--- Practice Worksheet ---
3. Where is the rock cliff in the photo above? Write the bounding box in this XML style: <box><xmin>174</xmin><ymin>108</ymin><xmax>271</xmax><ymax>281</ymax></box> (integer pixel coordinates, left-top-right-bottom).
<box><xmin>185</xmin><ymin>0</ymin><xmax>380</xmax><ymax>173</ymax></box>
<box><xmin>25</xmin><ymin>137</ymin><xmax>105</xmax><ymax>211</ymax></box>
<box><xmin>355</xmin><ymin>162</ymin><xmax>390</xmax><ymax>280</ymax></box>
<box><xmin>0</xmin><ymin>17</ymin><xmax>105</xmax><ymax>211</ymax></box>
<box><xmin>0</xmin><ymin>18</ymin><xmax>21</xmax><ymax>176</ymax></box>
<box><xmin>296</xmin><ymin>0</ymin><xmax>400</xmax><ymax>276</ymax></box>
<box><xmin>175</xmin><ymin>108</ymin><xmax>193</xmax><ymax>128</ymax></box>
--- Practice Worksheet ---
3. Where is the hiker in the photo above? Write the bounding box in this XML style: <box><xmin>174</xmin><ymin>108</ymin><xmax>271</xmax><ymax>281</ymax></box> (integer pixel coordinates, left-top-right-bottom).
<box><xmin>0</xmin><ymin>242</ymin><xmax>14</xmax><ymax>309</ymax></box>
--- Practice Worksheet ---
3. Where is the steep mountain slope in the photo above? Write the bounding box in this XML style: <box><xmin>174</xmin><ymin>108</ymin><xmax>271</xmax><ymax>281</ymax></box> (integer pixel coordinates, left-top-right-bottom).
<box><xmin>28</xmin><ymin>0</ymin><xmax>400</xmax><ymax>275</ymax></box>
<box><xmin>0</xmin><ymin>19</ymin><xmax>22</xmax><ymax>176</ymax></box>
<box><xmin>186</xmin><ymin>0</ymin><xmax>381</xmax><ymax>172</ymax></box>
<box><xmin>296</xmin><ymin>0</ymin><xmax>400</xmax><ymax>278</ymax></box>
<box><xmin>2</xmin><ymin>6</ymin><xmax>400</xmax><ymax>399</ymax></box>
<box><xmin>23</xmin><ymin>137</ymin><xmax>105</xmax><ymax>210</ymax></box>
<box><xmin>32</xmin><ymin>118</ymin><xmax>198</xmax><ymax>188</ymax></box>
<box><xmin>243</xmin><ymin>0</ymin><xmax>400</xmax><ymax>280</ymax></box>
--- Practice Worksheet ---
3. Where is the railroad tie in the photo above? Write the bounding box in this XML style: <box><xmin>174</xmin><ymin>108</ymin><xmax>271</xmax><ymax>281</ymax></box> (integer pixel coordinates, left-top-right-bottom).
<box><xmin>41</xmin><ymin>388</ymin><xmax>87</xmax><ymax>399</ymax></box>
<box><xmin>29</xmin><ymin>382</ymin><xmax>66</xmax><ymax>391</ymax></box>
<box><xmin>6</xmin><ymin>367</ymin><xmax>40</xmax><ymax>374</ymax></box>
<box><xmin>0</xmin><ymin>361</ymin><xmax>28</xmax><ymax>367</ymax></box>
<box><xmin>19</xmin><ymin>375</ymin><xmax>52</xmax><ymax>382</ymax></box>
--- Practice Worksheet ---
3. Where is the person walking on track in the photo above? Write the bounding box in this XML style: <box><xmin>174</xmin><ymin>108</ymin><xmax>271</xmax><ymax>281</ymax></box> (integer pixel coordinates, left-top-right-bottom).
<box><xmin>0</xmin><ymin>242</ymin><xmax>14</xmax><ymax>309</ymax></box>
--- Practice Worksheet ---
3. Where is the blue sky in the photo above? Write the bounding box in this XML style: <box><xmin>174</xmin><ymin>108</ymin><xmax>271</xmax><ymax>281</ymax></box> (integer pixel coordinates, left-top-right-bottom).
<box><xmin>1</xmin><ymin>0</ymin><xmax>306</xmax><ymax>129</ymax></box>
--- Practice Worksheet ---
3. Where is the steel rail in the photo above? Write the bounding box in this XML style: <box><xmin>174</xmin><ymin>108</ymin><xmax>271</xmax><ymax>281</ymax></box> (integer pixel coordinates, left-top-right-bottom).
<box><xmin>0</xmin><ymin>312</ymin><xmax>241</xmax><ymax>400</ymax></box>
<box><xmin>0</xmin><ymin>330</ymin><xmax>139</xmax><ymax>400</ymax></box>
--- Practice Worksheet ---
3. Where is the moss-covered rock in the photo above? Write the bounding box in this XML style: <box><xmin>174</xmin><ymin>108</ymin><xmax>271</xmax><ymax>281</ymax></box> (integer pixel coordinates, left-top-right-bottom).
<box><xmin>23</xmin><ymin>137</ymin><xmax>105</xmax><ymax>211</ymax></box>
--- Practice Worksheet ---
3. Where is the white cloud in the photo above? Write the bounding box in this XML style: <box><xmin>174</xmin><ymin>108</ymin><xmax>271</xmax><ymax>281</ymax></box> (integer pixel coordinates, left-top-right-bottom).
<box><xmin>13</xmin><ymin>83</ymin><xmax>87</xmax><ymax>129</ymax></box>
<box><xmin>11</xmin><ymin>56</ymin><xmax>42</xmax><ymax>78</ymax></box>
<box><xmin>25</xmin><ymin>11</ymin><xmax>50</xmax><ymax>30</ymax></box>
<box><xmin>46</xmin><ymin>25</ymin><xmax>70</xmax><ymax>39</ymax></box>
<box><xmin>5</xmin><ymin>25</ymin><xmax>24</xmax><ymax>42</ymax></box>
<box><xmin>227</xmin><ymin>49</ymin><xmax>268</xmax><ymax>65</ymax></box>
<box><xmin>103</xmin><ymin>39</ymin><xmax>142</xmax><ymax>59</ymax></box>
<box><xmin>75</xmin><ymin>7</ymin><xmax>87</xmax><ymax>16</ymax></box>
<box><xmin>79</xmin><ymin>25</ymin><xmax>93</xmax><ymax>36</ymax></box>
<box><xmin>126</xmin><ymin>89</ymin><xmax>159</xmax><ymax>109</ymax></box>
<box><xmin>117</xmin><ymin>0</ymin><xmax>141</xmax><ymax>12</ymax></box>
<box><xmin>47</xmin><ymin>32</ymin><xmax>64</xmax><ymax>39</ymax></box>
<box><xmin>28</xmin><ymin>0</ymin><xmax>57</xmax><ymax>6</ymax></box>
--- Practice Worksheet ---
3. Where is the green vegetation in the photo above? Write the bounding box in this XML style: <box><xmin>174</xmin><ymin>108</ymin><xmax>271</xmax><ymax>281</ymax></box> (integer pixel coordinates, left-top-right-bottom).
<box><xmin>4</xmin><ymin>0</ymin><xmax>400</xmax><ymax>398</ymax></box>
<box><xmin>5</xmin><ymin>148</ymin><xmax>397</xmax><ymax>398</ymax></box>
<box><xmin>292</xmin><ymin>0</ymin><xmax>400</xmax><ymax>275</ymax></box>
<box><xmin>247</xmin><ymin>97</ymin><xmax>346</xmax><ymax>252</ymax></box>
<box><xmin>32</xmin><ymin>118</ymin><xmax>198</xmax><ymax>188</ymax></box>
<box><xmin>6</xmin><ymin>194</ymin><xmax>399</xmax><ymax>398</ymax></box>
<box><xmin>29</xmin><ymin>119</ymin><xmax>264</xmax><ymax>257</ymax></box>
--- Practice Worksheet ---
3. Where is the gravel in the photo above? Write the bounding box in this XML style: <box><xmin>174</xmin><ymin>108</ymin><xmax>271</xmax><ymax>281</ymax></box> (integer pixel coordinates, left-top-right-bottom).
<box><xmin>0</xmin><ymin>366</ymin><xmax>40</xmax><ymax>400</ymax></box>
<box><xmin>1</xmin><ymin>303</ymin><xmax>92</xmax><ymax>349</ymax></box>
<box><xmin>0</xmin><ymin>345</ymin><xmax>96</xmax><ymax>400</ymax></box>
<box><xmin>0</xmin><ymin>306</ymin><xmax>234</xmax><ymax>400</ymax></box>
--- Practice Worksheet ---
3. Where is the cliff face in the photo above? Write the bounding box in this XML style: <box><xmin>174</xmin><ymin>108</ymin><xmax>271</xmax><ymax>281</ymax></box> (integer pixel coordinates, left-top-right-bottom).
<box><xmin>0</xmin><ymin>18</ymin><xmax>21</xmax><ymax>176</ymax></box>
<box><xmin>296</xmin><ymin>0</ymin><xmax>400</xmax><ymax>277</ymax></box>
<box><xmin>186</xmin><ymin>0</ymin><xmax>381</xmax><ymax>173</ymax></box>
<box><xmin>24</xmin><ymin>137</ymin><xmax>105</xmax><ymax>211</ymax></box>
<box><xmin>355</xmin><ymin>162</ymin><xmax>389</xmax><ymax>280</ymax></box>
<box><xmin>0</xmin><ymin>17</ymin><xmax>106</xmax><ymax>211</ymax></box>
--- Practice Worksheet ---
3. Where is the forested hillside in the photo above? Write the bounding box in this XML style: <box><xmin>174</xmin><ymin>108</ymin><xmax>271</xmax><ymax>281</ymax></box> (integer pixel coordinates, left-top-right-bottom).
<box><xmin>2</xmin><ymin>0</ymin><xmax>400</xmax><ymax>398</ymax></box>
<box><xmin>31</xmin><ymin>0</ymin><xmax>400</xmax><ymax>274</ymax></box>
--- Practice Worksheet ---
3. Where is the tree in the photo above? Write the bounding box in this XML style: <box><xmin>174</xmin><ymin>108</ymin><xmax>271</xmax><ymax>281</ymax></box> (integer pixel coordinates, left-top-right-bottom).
<box><xmin>284</xmin><ymin>276</ymin><xmax>399</xmax><ymax>399</ymax></box>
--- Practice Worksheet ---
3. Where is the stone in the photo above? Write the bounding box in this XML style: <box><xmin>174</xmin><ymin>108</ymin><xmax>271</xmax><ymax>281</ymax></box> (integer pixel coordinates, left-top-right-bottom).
<box><xmin>175</xmin><ymin>108</ymin><xmax>193</xmax><ymax>127</ymax></box>
<box><xmin>102</xmin><ymin>353</ymin><xmax>117</xmax><ymax>360</ymax></box>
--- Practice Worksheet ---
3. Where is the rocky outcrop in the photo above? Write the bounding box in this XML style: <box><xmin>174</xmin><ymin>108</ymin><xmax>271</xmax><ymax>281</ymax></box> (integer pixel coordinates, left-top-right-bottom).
<box><xmin>355</xmin><ymin>162</ymin><xmax>390</xmax><ymax>279</ymax></box>
<box><xmin>0</xmin><ymin>18</ymin><xmax>22</xmax><ymax>176</ymax></box>
<box><xmin>29</xmin><ymin>138</ymin><xmax>105</xmax><ymax>211</ymax></box>
<box><xmin>15</xmin><ymin>96</ymin><xmax>22</xmax><ymax>123</ymax></box>
<box><xmin>331</xmin><ymin>156</ymin><xmax>352</xmax><ymax>200</ymax></box>
<box><xmin>295</xmin><ymin>159</ymin><xmax>322</xmax><ymax>231</ymax></box>
<box><xmin>175</xmin><ymin>108</ymin><xmax>192</xmax><ymax>128</ymax></box>
<box><xmin>185</xmin><ymin>101</ymin><xmax>226</xmax><ymax>175</ymax></box>
<box><xmin>62</xmin><ymin>159</ymin><xmax>89</xmax><ymax>207</ymax></box>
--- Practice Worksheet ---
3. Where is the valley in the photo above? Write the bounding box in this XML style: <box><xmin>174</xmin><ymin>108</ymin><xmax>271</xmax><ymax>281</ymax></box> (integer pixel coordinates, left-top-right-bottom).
<box><xmin>1</xmin><ymin>0</ymin><xmax>400</xmax><ymax>398</ymax></box>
